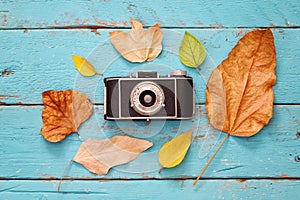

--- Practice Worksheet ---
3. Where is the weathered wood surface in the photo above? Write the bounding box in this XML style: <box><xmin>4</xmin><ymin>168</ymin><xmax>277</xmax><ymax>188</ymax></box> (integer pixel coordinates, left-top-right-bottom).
<box><xmin>0</xmin><ymin>105</ymin><xmax>299</xmax><ymax>179</ymax></box>
<box><xmin>1</xmin><ymin>179</ymin><xmax>300</xmax><ymax>200</ymax></box>
<box><xmin>0</xmin><ymin>0</ymin><xmax>299</xmax><ymax>199</ymax></box>
<box><xmin>0</xmin><ymin>29</ymin><xmax>299</xmax><ymax>104</ymax></box>
<box><xmin>0</xmin><ymin>0</ymin><xmax>299</xmax><ymax>28</ymax></box>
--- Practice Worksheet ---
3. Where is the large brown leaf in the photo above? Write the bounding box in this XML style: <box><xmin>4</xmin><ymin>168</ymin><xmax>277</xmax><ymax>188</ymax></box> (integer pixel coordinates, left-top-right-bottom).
<box><xmin>206</xmin><ymin>29</ymin><xmax>276</xmax><ymax>137</ymax></box>
<box><xmin>110</xmin><ymin>18</ymin><xmax>163</xmax><ymax>62</ymax></box>
<box><xmin>41</xmin><ymin>90</ymin><xmax>93</xmax><ymax>142</ymax></box>
<box><xmin>73</xmin><ymin>136</ymin><xmax>153</xmax><ymax>175</ymax></box>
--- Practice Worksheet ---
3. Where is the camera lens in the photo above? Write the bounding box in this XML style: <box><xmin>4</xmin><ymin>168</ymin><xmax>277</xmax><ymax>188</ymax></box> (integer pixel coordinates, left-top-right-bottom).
<box><xmin>139</xmin><ymin>90</ymin><xmax>156</xmax><ymax>107</ymax></box>
<box><xmin>130</xmin><ymin>81</ymin><xmax>165</xmax><ymax>116</ymax></box>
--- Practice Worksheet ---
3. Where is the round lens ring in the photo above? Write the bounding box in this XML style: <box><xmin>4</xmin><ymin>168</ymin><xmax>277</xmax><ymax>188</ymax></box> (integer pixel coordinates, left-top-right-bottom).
<box><xmin>130</xmin><ymin>81</ymin><xmax>165</xmax><ymax>116</ymax></box>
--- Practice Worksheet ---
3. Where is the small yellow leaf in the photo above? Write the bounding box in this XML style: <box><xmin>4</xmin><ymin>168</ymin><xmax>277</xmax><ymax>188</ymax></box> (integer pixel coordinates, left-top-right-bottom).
<box><xmin>72</xmin><ymin>55</ymin><xmax>100</xmax><ymax>77</ymax></box>
<box><xmin>158</xmin><ymin>130</ymin><xmax>193</xmax><ymax>168</ymax></box>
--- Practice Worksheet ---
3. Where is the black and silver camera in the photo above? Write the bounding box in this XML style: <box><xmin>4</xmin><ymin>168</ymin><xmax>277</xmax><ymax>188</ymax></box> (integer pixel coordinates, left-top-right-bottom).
<box><xmin>104</xmin><ymin>70</ymin><xmax>194</xmax><ymax>120</ymax></box>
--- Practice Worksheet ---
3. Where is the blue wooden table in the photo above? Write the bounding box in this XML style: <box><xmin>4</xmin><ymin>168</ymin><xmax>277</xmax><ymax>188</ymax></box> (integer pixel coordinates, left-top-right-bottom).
<box><xmin>0</xmin><ymin>1</ymin><xmax>299</xmax><ymax>199</ymax></box>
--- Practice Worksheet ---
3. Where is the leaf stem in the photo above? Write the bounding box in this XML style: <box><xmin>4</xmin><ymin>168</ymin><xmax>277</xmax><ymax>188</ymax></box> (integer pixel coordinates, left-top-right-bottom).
<box><xmin>158</xmin><ymin>167</ymin><xmax>163</xmax><ymax>174</ymax></box>
<box><xmin>196</xmin><ymin>66</ymin><xmax>201</xmax><ymax>74</ymax></box>
<box><xmin>58</xmin><ymin>160</ymin><xmax>73</xmax><ymax>192</ymax></box>
<box><xmin>193</xmin><ymin>133</ymin><xmax>229</xmax><ymax>186</ymax></box>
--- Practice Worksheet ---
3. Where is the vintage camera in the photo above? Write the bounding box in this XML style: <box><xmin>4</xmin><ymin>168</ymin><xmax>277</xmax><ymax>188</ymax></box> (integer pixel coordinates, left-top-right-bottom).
<box><xmin>104</xmin><ymin>70</ymin><xmax>194</xmax><ymax>120</ymax></box>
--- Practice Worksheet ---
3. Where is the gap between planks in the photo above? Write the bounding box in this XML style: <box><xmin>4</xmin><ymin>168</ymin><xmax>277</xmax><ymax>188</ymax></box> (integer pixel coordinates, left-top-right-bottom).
<box><xmin>0</xmin><ymin>26</ymin><xmax>300</xmax><ymax>31</ymax></box>
<box><xmin>0</xmin><ymin>177</ymin><xmax>299</xmax><ymax>181</ymax></box>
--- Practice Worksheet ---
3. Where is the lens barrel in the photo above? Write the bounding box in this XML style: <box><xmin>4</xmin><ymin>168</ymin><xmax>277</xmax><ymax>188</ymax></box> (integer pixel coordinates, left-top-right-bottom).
<box><xmin>130</xmin><ymin>81</ymin><xmax>165</xmax><ymax>116</ymax></box>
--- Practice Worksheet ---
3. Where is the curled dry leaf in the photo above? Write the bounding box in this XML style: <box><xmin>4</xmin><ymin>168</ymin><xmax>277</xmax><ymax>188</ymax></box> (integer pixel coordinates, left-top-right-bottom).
<box><xmin>206</xmin><ymin>29</ymin><xmax>276</xmax><ymax>137</ymax></box>
<box><xmin>73</xmin><ymin>136</ymin><xmax>153</xmax><ymax>175</ymax></box>
<box><xmin>41</xmin><ymin>90</ymin><xmax>93</xmax><ymax>142</ymax></box>
<box><xmin>158</xmin><ymin>130</ymin><xmax>193</xmax><ymax>168</ymax></box>
<box><xmin>110</xmin><ymin>18</ymin><xmax>163</xmax><ymax>62</ymax></box>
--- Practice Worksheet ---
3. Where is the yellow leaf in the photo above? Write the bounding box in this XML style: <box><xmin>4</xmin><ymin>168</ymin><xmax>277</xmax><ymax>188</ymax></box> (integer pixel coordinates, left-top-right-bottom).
<box><xmin>158</xmin><ymin>130</ymin><xmax>193</xmax><ymax>168</ymax></box>
<box><xmin>72</xmin><ymin>55</ymin><xmax>100</xmax><ymax>77</ymax></box>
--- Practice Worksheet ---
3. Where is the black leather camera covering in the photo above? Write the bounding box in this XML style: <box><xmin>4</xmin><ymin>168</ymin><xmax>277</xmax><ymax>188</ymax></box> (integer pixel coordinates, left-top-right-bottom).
<box><xmin>104</xmin><ymin>77</ymin><xmax>193</xmax><ymax>120</ymax></box>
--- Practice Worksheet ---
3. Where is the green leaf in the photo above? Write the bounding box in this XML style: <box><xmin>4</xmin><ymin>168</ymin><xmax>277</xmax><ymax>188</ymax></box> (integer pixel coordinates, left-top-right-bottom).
<box><xmin>179</xmin><ymin>31</ymin><xmax>206</xmax><ymax>68</ymax></box>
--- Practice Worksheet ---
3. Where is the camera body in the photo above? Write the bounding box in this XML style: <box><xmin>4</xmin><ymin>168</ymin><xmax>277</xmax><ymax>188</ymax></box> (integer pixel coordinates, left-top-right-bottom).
<box><xmin>104</xmin><ymin>70</ymin><xmax>195</xmax><ymax>120</ymax></box>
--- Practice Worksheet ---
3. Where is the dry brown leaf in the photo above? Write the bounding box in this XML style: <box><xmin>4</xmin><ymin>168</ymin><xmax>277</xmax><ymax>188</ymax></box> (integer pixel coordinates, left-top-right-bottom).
<box><xmin>41</xmin><ymin>90</ymin><xmax>93</xmax><ymax>142</ymax></box>
<box><xmin>110</xmin><ymin>18</ymin><xmax>163</xmax><ymax>62</ymax></box>
<box><xmin>194</xmin><ymin>29</ymin><xmax>277</xmax><ymax>185</ymax></box>
<box><xmin>206</xmin><ymin>29</ymin><xmax>276</xmax><ymax>137</ymax></box>
<box><xmin>73</xmin><ymin>136</ymin><xmax>153</xmax><ymax>175</ymax></box>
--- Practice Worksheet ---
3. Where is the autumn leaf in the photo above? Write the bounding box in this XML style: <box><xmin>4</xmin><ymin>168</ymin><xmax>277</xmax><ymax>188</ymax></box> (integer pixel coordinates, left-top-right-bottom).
<box><xmin>179</xmin><ymin>31</ymin><xmax>206</xmax><ymax>68</ymax></box>
<box><xmin>72</xmin><ymin>55</ymin><xmax>101</xmax><ymax>76</ymax></box>
<box><xmin>41</xmin><ymin>90</ymin><xmax>93</xmax><ymax>142</ymax></box>
<box><xmin>158</xmin><ymin>130</ymin><xmax>193</xmax><ymax>169</ymax></box>
<box><xmin>73</xmin><ymin>136</ymin><xmax>153</xmax><ymax>175</ymax></box>
<box><xmin>194</xmin><ymin>29</ymin><xmax>276</xmax><ymax>185</ymax></box>
<box><xmin>206</xmin><ymin>29</ymin><xmax>276</xmax><ymax>137</ymax></box>
<box><xmin>110</xmin><ymin>18</ymin><xmax>163</xmax><ymax>62</ymax></box>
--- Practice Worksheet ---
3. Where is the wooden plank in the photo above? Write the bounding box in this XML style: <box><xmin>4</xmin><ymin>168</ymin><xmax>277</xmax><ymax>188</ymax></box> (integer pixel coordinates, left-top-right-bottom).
<box><xmin>0</xmin><ymin>29</ymin><xmax>299</xmax><ymax>104</ymax></box>
<box><xmin>0</xmin><ymin>179</ymin><xmax>299</xmax><ymax>199</ymax></box>
<box><xmin>0</xmin><ymin>0</ymin><xmax>299</xmax><ymax>28</ymax></box>
<box><xmin>0</xmin><ymin>105</ymin><xmax>299</xmax><ymax>179</ymax></box>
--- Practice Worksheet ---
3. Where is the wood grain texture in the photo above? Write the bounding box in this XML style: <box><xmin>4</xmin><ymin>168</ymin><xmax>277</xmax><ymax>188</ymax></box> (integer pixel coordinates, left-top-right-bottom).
<box><xmin>1</xmin><ymin>0</ymin><xmax>299</xmax><ymax>197</ymax></box>
<box><xmin>0</xmin><ymin>29</ymin><xmax>299</xmax><ymax>104</ymax></box>
<box><xmin>0</xmin><ymin>105</ymin><xmax>299</xmax><ymax>179</ymax></box>
<box><xmin>0</xmin><ymin>179</ymin><xmax>299</xmax><ymax>200</ymax></box>
<box><xmin>0</xmin><ymin>0</ymin><xmax>299</xmax><ymax>28</ymax></box>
